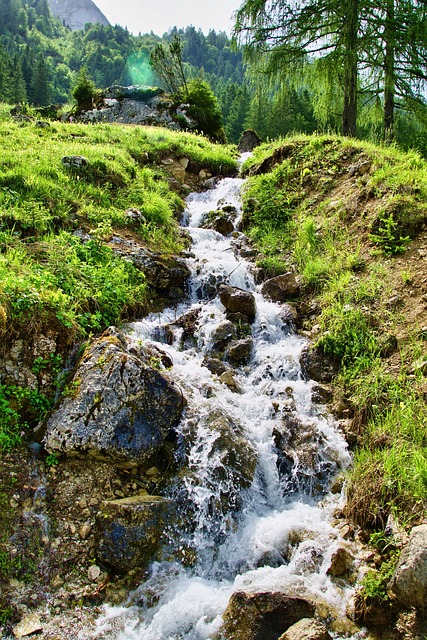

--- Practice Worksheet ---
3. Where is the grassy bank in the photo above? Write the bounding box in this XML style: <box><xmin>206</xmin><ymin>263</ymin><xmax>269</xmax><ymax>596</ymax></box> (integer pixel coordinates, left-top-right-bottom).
<box><xmin>0</xmin><ymin>104</ymin><xmax>237</xmax><ymax>450</ymax></box>
<box><xmin>241</xmin><ymin>135</ymin><xmax>427</xmax><ymax>531</ymax></box>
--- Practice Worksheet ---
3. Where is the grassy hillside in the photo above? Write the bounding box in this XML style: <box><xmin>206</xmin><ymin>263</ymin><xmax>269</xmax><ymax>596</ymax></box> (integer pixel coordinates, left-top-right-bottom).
<box><xmin>0</xmin><ymin>104</ymin><xmax>237</xmax><ymax>450</ymax></box>
<box><xmin>241</xmin><ymin>135</ymin><xmax>427</xmax><ymax>532</ymax></box>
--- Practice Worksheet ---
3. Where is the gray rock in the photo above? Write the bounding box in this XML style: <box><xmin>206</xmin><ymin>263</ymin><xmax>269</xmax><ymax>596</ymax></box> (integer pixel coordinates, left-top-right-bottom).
<box><xmin>238</xmin><ymin>129</ymin><xmax>263</xmax><ymax>153</ymax></box>
<box><xmin>219</xmin><ymin>285</ymin><xmax>256</xmax><ymax>323</ymax></box>
<box><xmin>44</xmin><ymin>328</ymin><xmax>185</xmax><ymax>468</ymax></box>
<box><xmin>279</xmin><ymin>618</ymin><xmax>331</xmax><ymax>640</ymax></box>
<box><xmin>300</xmin><ymin>346</ymin><xmax>338</xmax><ymax>384</ymax></box>
<box><xmin>225</xmin><ymin>337</ymin><xmax>254</xmax><ymax>366</ymax></box>
<box><xmin>388</xmin><ymin>524</ymin><xmax>427</xmax><ymax>608</ymax></box>
<box><xmin>218</xmin><ymin>591</ymin><xmax>315</xmax><ymax>640</ymax></box>
<box><xmin>48</xmin><ymin>0</ymin><xmax>110</xmax><ymax>31</ymax></box>
<box><xmin>62</xmin><ymin>155</ymin><xmax>88</xmax><ymax>168</ymax></box>
<box><xmin>326</xmin><ymin>545</ymin><xmax>354</xmax><ymax>577</ymax></box>
<box><xmin>261</xmin><ymin>273</ymin><xmax>301</xmax><ymax>302</ymax></box>
<box><xmin>80</xmin><ymin>95</ymin><xmax>187</xmax><ymax>130</ymax></box>
<box><xmin>96</xmin><ymin>495</ymin><xmax>174</xmax><ymax>574</ymax></box>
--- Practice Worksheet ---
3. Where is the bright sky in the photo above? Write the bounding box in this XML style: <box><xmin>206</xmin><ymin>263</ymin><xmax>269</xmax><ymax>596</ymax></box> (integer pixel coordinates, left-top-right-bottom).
<box><xmin>94</xmin><ymin>0</ymin><xmax>242</xmax><ymax>36</ymax></box>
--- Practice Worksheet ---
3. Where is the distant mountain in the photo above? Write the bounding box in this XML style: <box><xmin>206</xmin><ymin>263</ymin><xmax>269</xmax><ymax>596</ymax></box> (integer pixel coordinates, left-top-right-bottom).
<box><xmin>47</xmin><ymin>0</ymin><xmax>110</xmax><ymax>31</ymax></box>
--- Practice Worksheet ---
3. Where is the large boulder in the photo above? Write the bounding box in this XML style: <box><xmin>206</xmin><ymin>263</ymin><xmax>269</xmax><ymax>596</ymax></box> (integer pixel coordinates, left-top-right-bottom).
<box><xmin>388</xmin><ymin>524</ymin><xmax>427</xmax><ymax>608</ymax></box>
<box><xmin>261</xmin><ymin>273</ymin><xmax>301</xmax><ymax>302</ymax></box>
<box><xmin>238</xmin><ymin>130</ymin><xmax>263</xmax><ymax>153</ymax></box>
<box><xmin>44</xmin><ymin>328</ymin><xmax>185</xmax><ymax>468</ymax></box>
<box><xmin>219</xmin><ymin>285</ymin><xmax>257</xmax><ymax>323</ymax></box>
<box><xmin>217</xmin><ymin>590</ymin><xmax>315</xmax><ymax>640</ymax></box>
<box><xmin>95</xmin><ymin>495</ymin><xmax>174</xmax><ymax>574</ymax></box>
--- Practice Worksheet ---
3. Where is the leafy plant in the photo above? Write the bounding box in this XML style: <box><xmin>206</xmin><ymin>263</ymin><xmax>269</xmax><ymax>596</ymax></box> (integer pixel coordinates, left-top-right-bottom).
<box><xmin>361</xmin><ymin>552</ymin><xmax>399</xmax><ymax>601</ymax></box>
<box><xmin>45</xmin><ymin>452</ymin><xmax>60</xmax><ymax>467</ymax></box>
<box><xmin>369</xmin><ymin>214</ymin><xmax>411</xmax><ymax>255</ymax></box>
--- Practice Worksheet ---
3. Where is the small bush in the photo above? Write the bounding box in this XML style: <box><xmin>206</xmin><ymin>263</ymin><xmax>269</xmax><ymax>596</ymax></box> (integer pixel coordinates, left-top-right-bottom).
<box><xmin>185</xmin><ymin>79</ymin><xmax>226</xmax><ymax>143</ymax></box>
<box><xmin>72</xmin><ymin>67</ymin><xmax>97</xmax><ymax>111</ymax></box>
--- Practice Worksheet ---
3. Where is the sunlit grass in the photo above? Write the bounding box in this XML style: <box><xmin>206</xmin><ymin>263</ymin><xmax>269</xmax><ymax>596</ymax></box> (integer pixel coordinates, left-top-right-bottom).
<box><xmin>240</xmin><ymin>132</ymin><xmax>427</xmax><ymax>529</ymax></box>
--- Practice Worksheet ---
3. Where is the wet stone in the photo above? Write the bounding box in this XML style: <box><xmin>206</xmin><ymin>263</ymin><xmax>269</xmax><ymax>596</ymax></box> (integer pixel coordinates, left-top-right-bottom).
<box><xmin>218</xmin><ymin>591</ymin><xmax>316</xmax><ymax>640</ymax></box>
<box><xmin>219</xmin><ymin>285</ymin><xmax>256</xmax><ymax>323</ymax></box>
<box><xmin>96</xmin><ymin>495</ymin><xmax>175</xmax><ymax>574</ymax></box>
<box><xmin>210</xmin><ymin>321</ymin><xmax>237</xmax><ymax>350</ymax></box>
<box><xmin>225</xmin><ymin>337</ymin><xmax>254</xmax><ymax>366</ymax></box>
<box><xmin>279</xmin><ymin>618</ymin><xmax>331</xmax><ymax>640</ymax></box>
<box><xmin>327</xmin><ymin>546</ymin><xmax>354</xmax><ymax>577</ymax></box>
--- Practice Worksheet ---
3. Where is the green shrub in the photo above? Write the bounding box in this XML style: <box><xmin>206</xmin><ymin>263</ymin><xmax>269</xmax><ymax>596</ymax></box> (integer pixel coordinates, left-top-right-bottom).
<box><xmin>185</xmin><ymin>79</ymin><xmax>226</xmax><ymax>142</ymax></box>
<box><xmin>369</xmin><ymin>213</ymin><xmax>411</xmax><ymax>255</ymax></box>
<box><xmin>72</xmin><ymin>67</ymin><xmax>97</xmax><ymax>111</ymax></box>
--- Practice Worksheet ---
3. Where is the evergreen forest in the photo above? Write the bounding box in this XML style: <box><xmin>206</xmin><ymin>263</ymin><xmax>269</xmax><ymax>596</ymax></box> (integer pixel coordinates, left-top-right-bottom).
<box><xmin>1</xmin><ymin>0</ymin><xmax>426</xmax><ymax>151</ymax></box>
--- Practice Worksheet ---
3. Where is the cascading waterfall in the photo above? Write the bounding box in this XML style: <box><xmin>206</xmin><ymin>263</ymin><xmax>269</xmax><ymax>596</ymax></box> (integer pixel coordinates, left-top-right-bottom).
<box><xmin>93</xmin><ymin>173</ymin><xmax>356</xmax><ymax>640</ymax></box>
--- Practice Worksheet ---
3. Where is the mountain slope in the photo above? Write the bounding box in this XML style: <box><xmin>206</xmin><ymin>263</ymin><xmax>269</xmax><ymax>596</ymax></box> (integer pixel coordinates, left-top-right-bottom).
<box><xmin>48</xmin><ymin>0</ymin><xmax>110</xmax><ymax>30</ymax></box>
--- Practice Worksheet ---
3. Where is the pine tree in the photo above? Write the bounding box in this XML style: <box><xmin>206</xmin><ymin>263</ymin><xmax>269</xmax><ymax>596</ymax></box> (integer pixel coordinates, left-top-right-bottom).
<box><xmin>234</xmin><ymin>0</ymin><xmax>362</xmax><ymax>136</ymax></box>
<box><xmin>10</xmin><ymin>54</ymin><xmax>27</xmax><ymax>103</ymax></box>
<box><xmin>31</xmin><ymin>54</ymin><xmax>50</xmax><ymax>105</ymax></box>
<box><xmin>363</xmin><ymin>0</ymin><xmax>427</xmax><ymax>139</ymax></box>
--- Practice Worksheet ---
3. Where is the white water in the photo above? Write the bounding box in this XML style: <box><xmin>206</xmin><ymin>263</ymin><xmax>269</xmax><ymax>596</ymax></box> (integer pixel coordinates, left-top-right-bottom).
<box><xmin>93</xmin><ymin>175</ymin><xmax>355</xmax><ymax>640</ymax></box>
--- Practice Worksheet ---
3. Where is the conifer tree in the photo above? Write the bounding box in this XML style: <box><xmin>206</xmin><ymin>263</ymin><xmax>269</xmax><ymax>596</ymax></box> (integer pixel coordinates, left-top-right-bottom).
<box><xmin>31</xmin><ymin>55</ymin><xmax>50</xmax><ymax>105</ymax></box>
<box><xmin>234</xmin><ymin>0</ymin><xmax>427</xmax><ymax>138</ymax></box>
<box><xmin>234</xmin><ymin>0</ymin><xmax>362</xmax><ymax>136</ymax></box>
<box><xmin>362</xmin><ymin>0</ymin><xmax>427</xmax><ymax>138</ymax></box>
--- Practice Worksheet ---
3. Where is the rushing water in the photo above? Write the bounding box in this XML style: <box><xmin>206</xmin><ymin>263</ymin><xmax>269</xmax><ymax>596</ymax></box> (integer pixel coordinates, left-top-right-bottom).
<box><xmin>93</xmin><ymin>174</ymin><xmax>355</xmax><ymax>640</ymax></box>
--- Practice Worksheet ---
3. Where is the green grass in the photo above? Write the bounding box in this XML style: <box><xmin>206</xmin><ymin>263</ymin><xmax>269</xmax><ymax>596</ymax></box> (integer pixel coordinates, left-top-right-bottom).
<box><xmin>0</xmin><ymin>105</ymin><xmax>237</xmax><ymax>337</ymax></box>
<box><xmin>240</xmin><ymin>133</ymin><xmax>427</xmax><ymax>529</ymax></box>
<box><xmin>0</xmin><ymin>104</ymin><xmax>238</xmax><ymax>451</ymax></box>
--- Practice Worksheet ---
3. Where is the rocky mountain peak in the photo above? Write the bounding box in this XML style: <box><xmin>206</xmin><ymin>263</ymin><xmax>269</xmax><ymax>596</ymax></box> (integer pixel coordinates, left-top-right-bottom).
<box><xmin>47</xmin><ymin>0</ymin><xmax>110</xmax><ymax>31</ymax></box>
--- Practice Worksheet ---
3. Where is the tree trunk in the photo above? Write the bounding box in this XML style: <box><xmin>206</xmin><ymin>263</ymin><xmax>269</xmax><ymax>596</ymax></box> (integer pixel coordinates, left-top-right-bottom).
<box><xmin>384</xmin><ymin>0</ymin><xmax>395</xmax><ymax>140</ymax></box>
<box><xmin>342</xmin><ymin>0</ymin><xmax>359</xmax><ymax>137</ymax></box>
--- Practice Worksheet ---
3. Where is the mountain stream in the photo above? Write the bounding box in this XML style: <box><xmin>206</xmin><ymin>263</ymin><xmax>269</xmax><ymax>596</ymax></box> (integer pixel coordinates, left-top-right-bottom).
<box><xmin>94</xmin><ymin>171</ymin><xmax>358</xmax><ymax>639</ymax></box>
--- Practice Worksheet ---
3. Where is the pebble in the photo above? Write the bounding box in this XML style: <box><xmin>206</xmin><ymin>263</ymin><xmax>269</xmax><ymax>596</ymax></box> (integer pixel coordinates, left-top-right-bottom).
<box><xmin>69</xmin><ymin>523</ymin><xmax>76</xmax><ymax>535</ymax></box>
<box><xmin>13</xmin><ymin>613</ymin><xmax>43</xmax><ymax>638</ymax></box>
<box><xmin>146</xmin><ymin>466</ymin><xmax>159</xmax><ymax>477</ymax></box>
<box><xmin>87</xmin><ymin>565</ymin><xmax>101</xmax><ymax>582</ymax></box>
<box><xmin>79</xmin><ymin>524</ymin><xmax>92</xmax><ymax>540</ymax></box>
